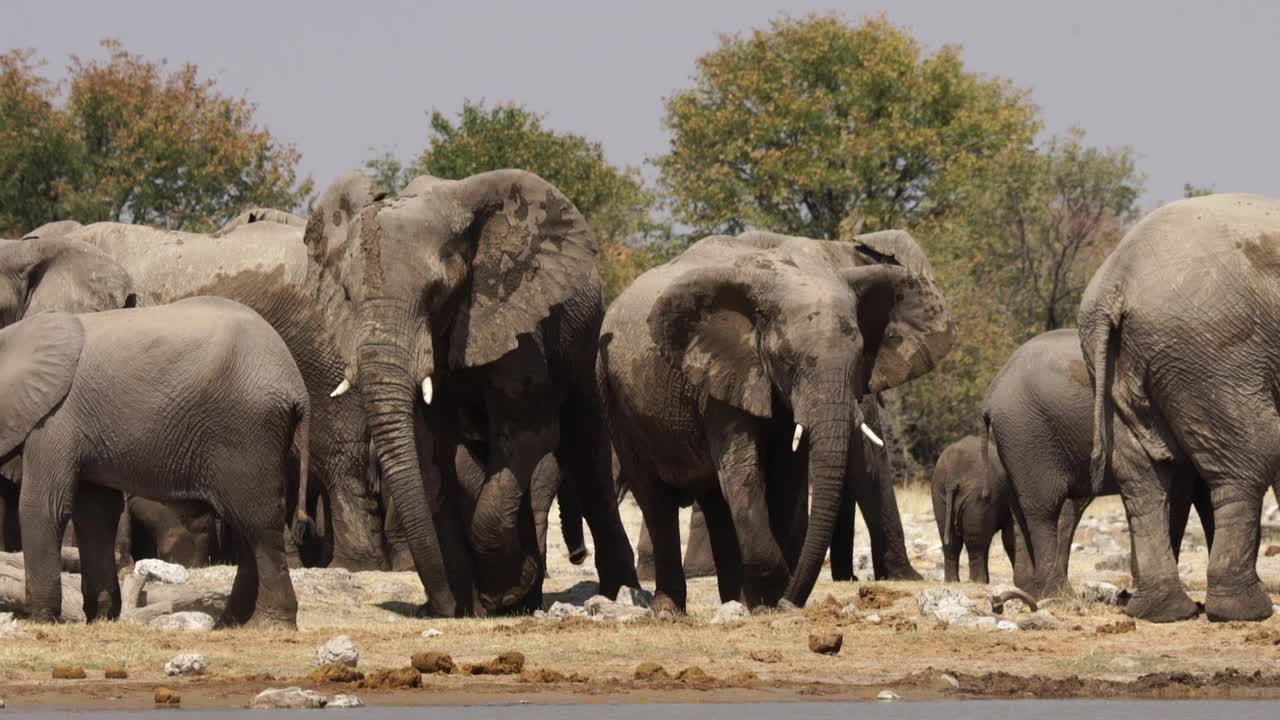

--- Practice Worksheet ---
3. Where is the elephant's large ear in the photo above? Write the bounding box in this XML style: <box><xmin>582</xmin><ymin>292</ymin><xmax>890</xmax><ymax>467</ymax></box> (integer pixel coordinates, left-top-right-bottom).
<box><xmin>303</xmin><ymin>171</ymin><xmax>380</xmax><ymax>268</ymax></box>
<box><xmin>842</xmin><ymin>263</ymin><xmax>955</xmax><ymax>393</ymax></box>
<box><xmin>0</xmin><ymin>313</ymin><xmax>84</xmax><ymax>458</ymax></box>
<box><xmin>448</xmin><ymin>170</ymin><xmax>599</xmax><ymax>368</ymax></box>
<box><xmin>646</xmin><ymin>267</ymin><xmax>772</xmax><ymax>418</ymax></box>
<box><xmin>0</xmin><ymin>239</ymin><xmax>134</xmax><ymax>323</ymax></box>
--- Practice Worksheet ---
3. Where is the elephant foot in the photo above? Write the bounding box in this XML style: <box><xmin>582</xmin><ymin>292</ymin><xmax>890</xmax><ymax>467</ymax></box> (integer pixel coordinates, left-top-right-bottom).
<box><xmin>831</xmin><ymin>570</ymin><xmax>858</xmax><ymax>582</ymax></box>
<box><xmin>883</xmin><ymin>566</ymin><xmax>924</xmax><ymax>582</ymax></box>
<box><xmin>24</xmin><ymin>608</ymin><xmax>64</xmax><ymax>624</ymax></box>
<box><xmin>1205</xmin><ymin>584</ymin><xmax>1274</xmax><ymax>622</ymax></box>
<box><xmin>653</xmin><ymin>593</ymin><xmax>684</xmax><ymax>619</ymax></box>
<box><xmin>241</xmin><ymin>608</ymin><xmax>298</xmax><ymax>631</ymax></box>
<box><xmin>567</xmin><ymin>546</ymin><xmax>589</xmax><ymax>566</ymax></box>
<box><xmin>1125</xmin><ymin>582</ymin><xmax>1199</xmax><ymax>623</ymax></box>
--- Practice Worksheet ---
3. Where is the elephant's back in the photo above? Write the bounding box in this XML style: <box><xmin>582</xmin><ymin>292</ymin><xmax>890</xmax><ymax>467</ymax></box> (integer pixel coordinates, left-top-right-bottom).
<box><xmin>934</xmin><ymin>435</ymin><xmax>987</xmax><ymax>488</ymax></box>
<box><xmin>68</xmin><ymin>222</ymin><xmax>307</xmax><ymax>306</ymax></box>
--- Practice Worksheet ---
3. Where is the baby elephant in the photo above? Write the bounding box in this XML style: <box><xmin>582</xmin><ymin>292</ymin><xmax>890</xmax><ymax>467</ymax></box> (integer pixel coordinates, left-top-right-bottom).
<box><xmin>0</xmin><ymin>297</ymin><xmax>311</xmax><ymax>627</ymax></box>
<box><xmin>931</xmin><ymin>435</ymin><xmax>1015</xmax><ymax>584</ymax></box>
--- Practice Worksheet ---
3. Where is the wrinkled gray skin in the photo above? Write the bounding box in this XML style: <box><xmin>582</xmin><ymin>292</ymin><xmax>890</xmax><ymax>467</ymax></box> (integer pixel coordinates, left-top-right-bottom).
<box><xmin>0</xmin><ymin>298</ymin><xmax>310</xmax><ymax>627</ymax></box>
<box><xmin>634</xmin><ymin>396</ymin><xmax>923</xmax><ymax>583</ymax></box>
<box><xmin>599</xmin><ymin>231</ymin><xmax>954</xmax><ymax>612</ymax></box>
<box><xmin>304</xmin><ymin>170</ymin><xmax>638</xmax><ymax>617</ymax></box>
<box><xmin>931</xmin><ymin>435</ymin><xmax>1016</xmax><ymax>584</ymax></box>
<box><xmin>66</xmin><ymin>188</ymin><xmax>386</xmax><ymax>572</ymax></box>
<box><xmin>1080</xmin><ymin>194</ymin><xmax>1280</xmax><ymax>623</ymax></box>
<box><xmin>985</xmin><ymin>329</ymin><xmax>1219</xmax><ymax>599</ymax></box>
<box><xmin>0</xmin><ymin>235</ymin><xmax>136</xmax><ymax>551</ymax></box>
<box><xmin>213</xmin><ymin>208</ymin><xmax>306</xmax><ymax>237</ymax></box>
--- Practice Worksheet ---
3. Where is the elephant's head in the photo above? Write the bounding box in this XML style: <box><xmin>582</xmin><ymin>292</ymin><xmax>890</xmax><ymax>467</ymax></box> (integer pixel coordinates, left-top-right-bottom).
<box><xmin>304</xmin><ymin>169</ymin><xmax>598</xmax><ymax>615</ymax></box>
<box><xmin>22</xmin><ymin>220</ymin><xmax>83</xmax><ymax>241</ymax></box>
<box><xmin>647</xmin><ymin>237</ymin><xmax>952</xmax><ymax>604</ymax></box>
<box><xmin>0</xmin><ymin>312</ymin><xmax>85</xmax><ymax>461</ymax></box>
<box><xmin>0</xmin><ymin>237</ymin><xmax>135</xmax><ymax>329</ymax></box>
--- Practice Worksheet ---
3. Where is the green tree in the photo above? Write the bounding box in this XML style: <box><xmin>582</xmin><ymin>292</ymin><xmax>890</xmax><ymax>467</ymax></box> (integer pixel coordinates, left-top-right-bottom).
<box><xmin>0</xmin><ymin>40</ymin><xmax>311</xmax><ymax>236</ymax></box>
<box><xmin>375</xmin><ymin>100</ymin><xmax>665</xmax><ymax>301</ymax></box>
<box><xmin>657</xmin><ymin>14</ymin><xmax>1040</xmax><ymax>240</ymax></box>
<box><xmin>1183</xmin><ymin>182</ymin><xmax>1215</xmax><ymax>198</ymax></box>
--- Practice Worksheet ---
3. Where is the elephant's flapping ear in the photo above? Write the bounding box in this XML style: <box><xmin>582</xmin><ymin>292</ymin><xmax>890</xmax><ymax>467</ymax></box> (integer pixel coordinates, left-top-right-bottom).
<box><xmin>448</xmin><ymin>171</ymin><xmax>599</xmax><ymax>369</ymax></box>
<box><xmin>0</xmin><ymin>238</ymin><xmax>134</xmax><ymax>326</ymax></box>
<box><xmin>646</xmin><ymin>267</ymin><xmax>773</xmax><ymax>418</ymax></box>
<box><xmin>841</xmin><ymin>263</ymin><xmax>955</xmax><ymax>393</ymax></box>
<box><xmin>303</xmin><ymin>171</ymin><xmax>381</xmax><ymax>270</ymax></box>
<box><xmin>0</xmin><ymin>313</ymin><xmax>85</xmax><ymax>458</ymax></box>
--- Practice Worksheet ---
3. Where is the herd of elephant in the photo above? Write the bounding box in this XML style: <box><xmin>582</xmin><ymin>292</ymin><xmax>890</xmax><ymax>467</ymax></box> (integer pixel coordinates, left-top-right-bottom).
<box><xmin>0</xmin><ymin>168</ymin><xmax>1276</xmax><ymax>628</ymax></box>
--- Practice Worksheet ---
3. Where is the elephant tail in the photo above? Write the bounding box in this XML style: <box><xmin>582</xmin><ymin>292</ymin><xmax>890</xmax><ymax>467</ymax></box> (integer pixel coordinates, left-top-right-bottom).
<box><xmin>980</xmin><ymin>411</ymin><xmax>995</xmax><ymax>502</ymax></box>
<box><xmin>1083</xmin><ymin>312</ymin><xmax>1121</xmax><ymax>493</ymax></box>
<box><xmin>290</xmin><ymin>400</ymin><xmax>315</xmax><ymax>545</ymax></box>
<box><xmin>942</xmin><ymin>483</ymin><xmax>957</xmax><ymax>548</ymax></box>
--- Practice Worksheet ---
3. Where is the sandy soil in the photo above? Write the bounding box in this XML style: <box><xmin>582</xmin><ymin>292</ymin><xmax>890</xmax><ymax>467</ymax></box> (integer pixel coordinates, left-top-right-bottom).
<box><xmin>1</xmin><ymin>487</ymin><xmax>1278</xmax><ymax>709</ymax></box>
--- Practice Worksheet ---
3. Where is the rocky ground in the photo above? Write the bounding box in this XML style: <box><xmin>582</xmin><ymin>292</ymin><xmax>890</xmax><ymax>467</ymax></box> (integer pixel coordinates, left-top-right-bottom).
<box><xmin>0</xmin><ymin>488</ymin><xmax>1278</xmax><ymax>710</ymax></box>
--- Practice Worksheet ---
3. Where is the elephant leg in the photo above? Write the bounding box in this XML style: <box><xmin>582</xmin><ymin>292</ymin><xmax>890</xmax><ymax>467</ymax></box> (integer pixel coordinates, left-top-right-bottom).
<box><xmin>217</xmin><ymin>517</ymin><xmax>298</xmax><ymax>629</ymax></box>
<box><xmin>1010</xmin><ymin>506</ymin><xmax>1036</xmax><ymax>593</ymax></box>
<box><xmin>1050</xmin><ymin>496</ymin><xmax>1089</xmax><ymax>593</ymax></box>
<box><xmin>1000</xmin><ymin>520</ymin><xmax>1017</xmax><ymax>573</ymax></box>
<box><xmin>1204</xmin><ymin>481</ymin><xmax>1271</xmax><ymax>622</ymax></box>
<box><xmin>0</xmin><ymin>477</ymin><xmax>20</xmax><ymax>552</ymax></box>
<box><xmin>435</xmin><ymin>439</ymin><xmax>485</xmax><ymax>616</ymax></box>
<box><xmin>383</xmin><ymin>499</ymin><xmax>416</xmax><ymax>572</ymax></box>
<box><xmin>711</xmin><ymin>429</ymin><xmax>788</xmax><ymax>608</ymax></box>
<box><xmin>1112</xmin><ymin>420</ymin><xmax>1197</xmax><ymax>622</ymax></box>
<box><xmin>856</xmin><ymin>471</ymin><xmax>922</xmax><ymax>581</ymax></box>
<box><xmin>1167</xmin><ymin>467</ymin><xmax>1198</xmax><ymax>561</ymax></box>
<box><xmin>630</xmin><ymin>478</ymin><xmax>685</xmax><ymax>615</ymax></box>
<box><xmin>18</xmin><ymin>442</ymin><xmax>78</xmax><ymax>622</ymax></box>
<box><xmin>932</xmin><ymin>488</ymin><xmax>960</xmax><ymax>583</ymax></box>
<box><xmin>635</xmin><ymin>519</ymin><xmax>656</xmax><ymax>581</ymax></box>
<box><xmin>557</xmin><ymin>389</ymin><xmax>638</xmax><ymax>601</ymax></box>
<box><xmin>324</xmin><ymin>438</ymin><xmax>389</xmax><ymax>572</ymax></box>
<box><xmin>682</xmin><ymin>506</ymin><xmax>717</xmax><ymax>578</ymax></box>
<box><xmin>829</xmin><ymin>490</ymin><xmax>856</xmax><ymax>582</ymax></box>
<box><xmin>696</xmin><ymin>493</ymin><xmax>742</xmax><ymax>603</ymax></box>
<box><xmin>219</xmin><ymin>533</ymin><xmax>258</xmax><ymax>627</ymax></box>
<box><xmin>72</xmin><ymin>483</ymin><xmax>123</xmax><ymax>622</ymax></box>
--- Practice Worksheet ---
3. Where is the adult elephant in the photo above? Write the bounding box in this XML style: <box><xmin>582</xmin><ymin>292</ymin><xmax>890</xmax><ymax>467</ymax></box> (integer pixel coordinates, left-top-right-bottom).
<box><xmin>1080</xmin><ymin>194</ymin><xmax>1280</xmax><ymax>622</ymax></box>
<box><xmin>599</xmin><ymin>231</ymin><xmax>954</xmax><ymax>613</ymax></box>
<box><xmin>65</xmin><ymin>177</ymin><xmax>386</xmax><ymax>571</ymax></box>
<box><xmin>303</xmin><ymin>170</ymin><xmax>638</xmax><ymax>617</ymax></box>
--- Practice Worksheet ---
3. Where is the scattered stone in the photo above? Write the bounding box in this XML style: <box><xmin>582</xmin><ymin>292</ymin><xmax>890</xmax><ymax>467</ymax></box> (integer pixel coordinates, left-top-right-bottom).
<box><xmin>153</xmin><ymin>687</ymin><xmax>180</xmax><ymax>706</ymax></box>
<box><xmin>1265</xmin><ymin>545</ymin><xmax>1280</xmax><ymax>558</ymax></box>
<box><xmin>864</xmin><ymin>613</ymin><xmax>882</xmax><ymax>624</ymax></box>
<box><xmin>749</xmin><ymin>649</ymin><xmax>783</xmax><ymax>664</ymax></box>
<box><xmin>917</xmin><ymin>587</ymin><xmax>978</xmax><ymax>624</ymax></box>
<box><xmin>316</xmin><ymin>635</ymin><xmax>359</xmax><ymax>668</ymax></box>
<box><xmin>327</xmin><ymin>694</ymin><xmax>364</xmax><ymax>709</ymax></box>
<box><xmin>105</xmin><ymin>667</ymin><xmax>128</xmax><ymax>679</ymax></box>
<box><xmin>808</xmin><ymin>632</ymin><xmax>843</xmax><ymax>655</ymax></box>
<box><xmin>134</xmin><ymin>559</ymin><xmax>189</xmax><ymax>585</ymax></box>
<box><xmin>995</xmin><ymin>620</ymin><xmax>1019</xmax><ymax>632</ymax></box>
<box><xmin>1097</xmin><ymin>619</ymin><xmax>1137</xmax><ymax>635</ymax></box>
<box><xmin>877</xmin><ymin>690</ymin><xmax>901</xmax><ymax>701</ymax></box>
<box><xmin>634</xmin><ymin>662</ymin><xmax>669</xmax><ymax>681</ymax></box>
<box><xmin>149</xmin><ymin>612</ymin><xmax>214</xmax><ymax>633</ymax></box>
<box><xmin>421</xmin><ymin>628</ymin><xmax>443</xmax><ymax>639</ymax></box>
<box><xmin>677</xmin><ymin>666</ymin><xmax>714</xmax><ymax>684</ymax></box>
<box><xmin>0</xmin><ymin>613</ymin><xmax>31</xmax><ymax>640</ymax></box>
<box><xmin>585</xmin><ymin>594</ymin><xmax>652</xmax><ymax>621</ymax></box>
<box><xmin>776</xmin><ymin>598</ymin><xmax>800</xmax><ymax>612</ymax></box>
<box><xmin>709</xmin><ymin>600</ymin><xmax>750</xmax><ymax>625</ymax></box>
<box><xmin>544</xmin><ymin>601</ymin><xmax>588</xmax><ymax>621</ymax></box>
<box><xmin>941</xmin><ymin>673</ymin><xmax>960</xmax><ymax>689</ymax></box>
<box><xmin>840</xmin><ymin>601</ymin><xmax>860</xmax><ymax>617</ymax></box>
<box><xmin>357</xmin><ymin>667</ymin><xmax>421</xmax><ymax>689</ymax></box>
<box><xmin>410</xmin><ymin>651</ymin><xmax>455</xmax><ymax>675</ymax></box>
<box><xmin>1017</xmin><ymin>610</ymin><xmax>1064</xmax><ymax>631</ymax></box>
<box><xmin>250</xmin><ymin>687</ymin><xmax>327</xmax><ymax>710</ymax></box>
<box><xmin>615</xmin><ymin>586</ymin><xmax>654</xmax><ymax>608</ymax></box>
<box><xmin>309</xmin><ymin>664</ymin><xmax>364</xmax><ymax>684</ymax></box>
<box><xmin>164</xmin><ymin>654</ymin><xmax>206</xmax><ymax>677</ymax></box>
<box><xmin>1070</xmin><ymin>543</ymin><xmax>1085</xmax><ymax>552</ymax></box>
<box><xmin>464</xmin><ymin>652</ymin><xmax>525</xmax><ymax>676</ymax></box>
<box><xmin>1081</xmin><ymin>581</ymin><xmax>1130</xmax><ymax>606</ymax></box>
<box><xmin>51</xmin><ymin>666</ymin><xmax>86</xmax><ymax>680</ymax></box>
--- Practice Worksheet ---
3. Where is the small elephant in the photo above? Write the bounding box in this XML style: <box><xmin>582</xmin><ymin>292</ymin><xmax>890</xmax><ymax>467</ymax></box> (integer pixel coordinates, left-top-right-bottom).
<box><xmin>930</xmin><ymin>435</ymin><xmax>1016</xmax><ymax>584</ymax></box>
<box><xmin>0</xmin><ymin>297</ymin><xmax>312</xmax><ymax>627</ymax></box>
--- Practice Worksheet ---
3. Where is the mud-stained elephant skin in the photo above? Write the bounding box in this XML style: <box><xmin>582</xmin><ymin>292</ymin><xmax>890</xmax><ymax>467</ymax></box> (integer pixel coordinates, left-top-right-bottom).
<box><xmin>986</xmin><ymin>328</ymin><xmax>1215</xmax><ymax>600</ymax></box>
<box><xmin>930</xmin><ymin>435</ymin><xmax>1016</xmax><ymax>584</ymax></box>
<box><xmin>304</xmin><ymin>170</ymin><xmax>638</xmax><ymax>617</ymax></box>
<box><xmin>0</xmin><ymin>298</ymin><xmax>310</xmax><ymax>627</ymax></box>
<box><xmin>66</xmin><ymin>200</ymin><xmax>387</xmax><ymax>572</ymax></box>
<box><xmin>599</xmin><ymin>231</ymin><xmax>954</xmax><ymax>613</ymax></box>
<box><xmin>1079</xmin><ymin>194</ymin><xmax>1280</xmax><ymax>623</ymax></box>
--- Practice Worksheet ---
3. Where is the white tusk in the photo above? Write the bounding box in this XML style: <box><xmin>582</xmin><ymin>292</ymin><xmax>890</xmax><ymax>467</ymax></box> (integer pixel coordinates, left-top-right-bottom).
<box><xmin>421</xmin><ymin>376</ymin><xmax>433</xmax><ymax>405</ymax></box>
<box><xmin>791</xmin><ymin>424</ymin><xmax>804</xmax><ymax>452</ymax></box>
<box><xmin>329</xmin><ymin>378</ymin><xmax>351</xmax><ymax>398</ymax></box>
<box><xmin>860</xmin><ymin>423</ymin><xmax>885</xmax><ymax>448</ymax></box>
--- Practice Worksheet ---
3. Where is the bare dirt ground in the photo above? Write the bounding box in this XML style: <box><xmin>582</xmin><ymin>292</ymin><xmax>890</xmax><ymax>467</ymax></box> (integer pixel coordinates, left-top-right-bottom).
<box><xmin>1</xmin><ymin>487</ymin><xmax>1278</xmax><ymax>709</ymax></box>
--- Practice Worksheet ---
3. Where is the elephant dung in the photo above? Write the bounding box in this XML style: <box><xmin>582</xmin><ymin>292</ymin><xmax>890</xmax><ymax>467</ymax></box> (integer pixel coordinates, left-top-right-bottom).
<box><xmin>410</xmin><ymin>652</ymin><xmax>455</xmax><ymax>675</ymax></box>
<box><xmin>308</xmin><ymin>664</ymin><xmax>364</xmax><ymax>684</ymax></box>
<box><xmin>808</xmin><ymin>632</ymin><xmax>844</xmax><ymax>655</ymax></box>
<box><xmin>463</xmin><ymin>652</ymin><xmax>526</xmax><ymax>676</ymax></box>
<box><xmin>250</xmin><ymin>687</ymin><xmax>327</xmax><ymax>710</ymax></box>
<box><xmin>634</xmin><ymin>662</ymin><xmax>670</xmax><ymax>681</ymax></box>
<box><xmin>133</xmin><ymin>559</ymin><xmax>189</xmax><ymax>585</ymax></box>
<box><xmin>357</xmin><ymin>667</ymin><xmax>422</xmax><ymax>689</ymax></box>
<box><xmin>105</xmin><ymin>667</ymin><xmax>128</xmax><ymax>680</ymax></box>
<box><xmin>153</xmin><ymin>687</ymin><xmax>180</xmax><ymax>706</ymax></box>
<box><xmin>316</xmin><ymin>635</ymin><xmax>359</xmax><ymax>668</ymax></box>
<box><xmin>709</xmin><ymin>601</ymin><xmax>750</xmax><ymax>625</ymax></box>
<box><xmin>164</xmin><ymin>654</ymin><xmax>206</xmax><ymax>677</ymax></box>
<box><xmin>51</xmin><ymin>666</ymin><xmax>87</xmax><ymax>680</ymax></box>
<box><xmin>149</xmin><ymin>612</ymin><xmax>214</xmax><ymax>633</ymax></box>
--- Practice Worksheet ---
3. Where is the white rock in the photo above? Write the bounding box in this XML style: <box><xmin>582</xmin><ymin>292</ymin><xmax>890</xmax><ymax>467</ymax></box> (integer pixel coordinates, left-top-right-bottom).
<box><xmin>316</xmin><ymin>635</ymin><xmax>358</xmax><ymax>668</ymax></box>
<box><xmin>916</xmin><ymin>587</ymin><xmax>978</xmax><ymax>624</ymax></box>
<box><xmin>149</xmin><ymin>612</ymin><xmax>214</xmax><ymax>633</ymax></box>
<box><xmin>251</xmin><ymin>687</ymin><xmax>327</xmax><ymax>710</ymax></box>
<box><xmin>877</xmin><ymin>690</ymin><xmax>900</xmax><ymax>701</ymax></box>
<box><xmin>615</xmin><ymin>586</ymin><xmax>653</xmax><ymax>609</ymax></box>
<box><xmin>776</xmin><ymin>598</ymin><xmax>800</xmax><ymax>612</ymax></box>
<box><xmin>134</xmin><ymin>559</ymin><xmax>189</xmax><ymax>584</ymax></box>
<box><xmin>421</xmin><ymin>628</ymin><xmax>443</xmax><ymax>639</ymax></box>
<box><xmin>996</xmin><ymin>620</ymin><xmax>1019</xmax><ymax>632</ymax></box>
<box><xmin>1070</xmin><ymin>543</ymin><xmax>1085</xmax><ymax>552</ymax></box>
<box><xmin>1017</xmin><ymin>610</ymin><xmax>1063</xmax><ymax>631</ymax></box>
<box><xmin>164</xmin><ymin>654</ymin><xmax>206</xmax><ymax>677</ymax></box>
<box><xmin>1080</xmin><ymin>581</ymin><xmax>1125</xmax><ymax>606</ymax></box>
<box><xmin>864</xmin><ymin>613</ymin><xmax>882</xmax><ymax>624</ymax></box>
<box><xmin>327</xmin><ymin>694</ymin><xmax>364</xmax><ymax>709</ymax></box>
<box><xmin>545</xmin><ymin>601</ymin><xmax>588</xmax><ymax>620</ymax></box>
<box><xmin>0</xmin><ymin>613</ymin><xmax>32</xmax><ymax>640</ymax></box>
<box><xmin>585</xmin><ymin>595</ymin><xmax>652</xmax><ymax>621</ymax></box>
<box><xmin>941</xmin><ymin>673</ymin><xmax>960</xmax><ymax>689</ymax></box>
<box><xmin>709</xmin><ymin>600</ymin><xmax>750</xmax><ymax>625</ymax></box>
<box><xmin>1273</xmin><ymin>604</ymin><xmax>1280</xmax><ymax>615</ymax></box>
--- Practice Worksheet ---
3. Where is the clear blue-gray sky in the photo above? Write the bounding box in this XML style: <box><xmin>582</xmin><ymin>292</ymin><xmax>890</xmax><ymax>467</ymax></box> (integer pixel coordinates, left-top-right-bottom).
<box><xmin>6</xmin><ymin>0</ymin><xmax>1276</xmax><ymax>209</ymax></box>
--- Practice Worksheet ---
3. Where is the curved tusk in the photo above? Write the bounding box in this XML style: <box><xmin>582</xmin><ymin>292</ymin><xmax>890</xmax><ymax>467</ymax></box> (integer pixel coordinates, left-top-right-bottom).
<box><xmin>791</xmin><ymin>423</ymin><xmax>804</xmax><ymax>452</ymax></box>
<box><xmin>421</xmin><ymin>376</ymin><xmax>433</xmax><ymax>406</ymax></box>
<box><xmin>860</xmin><ymin>423</ymin><xmax>885</xmax><ymax>448</ymax></box>
<box><xmin>329</xmin><ymin>378</ymin><xmax>351</xmax><ymax>398</ymax></box>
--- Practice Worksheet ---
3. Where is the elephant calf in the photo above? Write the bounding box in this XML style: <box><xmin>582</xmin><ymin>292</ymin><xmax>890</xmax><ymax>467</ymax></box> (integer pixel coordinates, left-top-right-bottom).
<box><xmin>930</xmin><ymin>435</ymin><xmax>1015</xmax><ymax>584</ymax></box>
<box><xmin>0</xmin><ymin>297</ymin><xmax>312</xmax><ymax>627</ymax></box>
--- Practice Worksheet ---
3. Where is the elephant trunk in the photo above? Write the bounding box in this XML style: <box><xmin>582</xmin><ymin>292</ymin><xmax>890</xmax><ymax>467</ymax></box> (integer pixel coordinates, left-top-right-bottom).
<box><xmin>469</xmin><ymin>466</ymin><xmax>541</xmax><ymax>611</ymax></box>
<box><xmin>784</xmin><ymin>384</ymin><xmax>856</xmax><ymax>606</ymax></box>
<box><xmin>358</xmin><ymin>302</ymin><xmax>459</xmax><ymax>616</ymax></box>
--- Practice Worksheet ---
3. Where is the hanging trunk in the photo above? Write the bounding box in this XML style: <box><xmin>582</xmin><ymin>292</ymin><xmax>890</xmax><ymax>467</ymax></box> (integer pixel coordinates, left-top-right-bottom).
<box><xmin>468</xmin><ymin>466</ymin><xmax>541</xmax><ymax>610</ymax></box>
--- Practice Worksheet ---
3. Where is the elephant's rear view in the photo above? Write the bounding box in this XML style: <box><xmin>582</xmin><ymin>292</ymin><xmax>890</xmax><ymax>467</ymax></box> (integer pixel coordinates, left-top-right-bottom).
<box><xmin>0</xmin><ymin>296</ymin><xmax>312</xmax><ymax>628</ymax></box>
